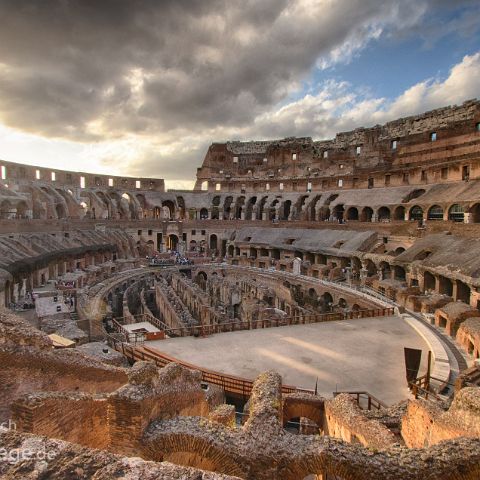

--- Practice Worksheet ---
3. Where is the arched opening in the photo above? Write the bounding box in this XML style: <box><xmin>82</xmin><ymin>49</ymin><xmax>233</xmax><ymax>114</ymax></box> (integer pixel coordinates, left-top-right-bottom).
<box><xmin>393</xmin><ymin>206</ymin><xmax>406</xmax><ymax>221</ymax></box>
<box><xmin>195</xmin><ymin>271</ymin><xmax>208</xmax><ymax>290</ymax></box>
<box><xmin>176</xmin><ymin>196</ymin><xmax>186</xmax><ymax>219</ymax></box>
<box><xmin>394</xmin><ymin>266</ymin><xmax>406</xmax><ymax>281</ymax></box>
<box><xmin>153</xmin><ymin>206</ymin><xmax>162</xmax><ymax>219</ymax></box>
<box><xmin>281</xmin><ymin>200</ymin><xmax>292</xmax><ymax>220</ymax></box>
<box><xmin>318</xmin><ymin>206</ymin><xmax>330</xmax><ymax>221</ymax></box>
<box><xmin>333</xmin><ymin>204</ymin><xmax>344</xmax><ymax>221</ymax></box>
<box><xmin>346</xmin><ymin>207</ymin><xmax>358</xmax><ymax>221</ymax></box>
<box><xmin>470</xmin><ymin>203</ymin><xmax>480</xmax><ymax>223</ymax></box>
<box><xmin>227</xmin><ymin>245</ymin><xmax>234</xmax><ymax>257</ymax></box>
<box><xmin>364</xmin><ymin>259</ymin><xmax>377</xmax><ymax>277</ymax></box>
<box><xmin>438</xmin><ymin>275</ymin><xmax>453</xmax><ymax>297</ymax></box>
<box><xmin>271</xmin><ymin>248</ymin><xmax>280</xmax><ymax>260</ymax></box>
<box><xmin>424</xmin><ymin>271</ymin><xmax>436</xmax><ymax>292</ymax></box>
<box><xmin>320</xmin><ymin>292</ymin><xmax>333</xmax><ymax>312</ymax></box>
<box><xmin>234</xmin><ymin>196</ymin><xmax>245</xmax><ymax>219</ymax></box>
<box><xmin>269</xmin><ymin>199</ymin><xmax>280</xmax><ymax>221</ymax></box>
<box><xmin>257</xmin><ymin>196</ymin><xmax>268</xmax><ymax>220</ymax></box>
<box><xmin>338</xmin><ymin>297</ymin><xmax>347</xmax><ymax>309</ymax></box>
<box><xmin>189</xmin><ymin>240</ymin><xmax>197</xmax><ymax>251</ymax></box>
<box><xmin>199</xmin><ymin>208</ymin><xmax>209</xmax><ymax>219</ymax></box>
<box><xmin>360</xmin><ymin>207</ymin><xmax>373</xmax><ymax>222</ymax></box>
<box><xmin>393</xmin><ymin>247</ymin><xmax>405</xmax><ymax>256</ymax></box>
<box><xmin>223</xmin><ymin>196</ymin><xmax>233</xmax><ymax>219</ymax></box>
<box><xmin>55</xmin><ymin>203</ymin><xmax>66</xmax><ymax>219</ymax></box>
<box><xmin>456</xmin><ymin>280</ymin><xmax>471</xmax><ymax>304</ymax></box>
<box><xmin>0</xmin><ymin>200</ymin><xmax>12</xmax><ymax>219</ymax></box>
<box><xmin>307</xmin><ymin>195</ymin><xmax>321</xmax><ymax>220</ymax></box>
<box><xmin>379</xmin><ymin>261</ymin><xmax>391</xmax><ymax>279</ymax></box>
<box><xmin>409</xmin><ymin>205</ymin><xmax>423</xmax><ymax>221</ymax></box>
<box><xmin>377</xmin><ymin>206</ymin><xmax>390</xmax><ymax>221</ymax></box>
<box><xmin>162</xmin><ymin>200</ymin><xmax>175</xmax><ymax>220</ymax></box>
<box><xmin>427</xmin><ymin>205</ymin><xmax>443</xmax><ymax>221</ymax></box>
<box><xmin>245</xmin><ymin>196</ymin><xmax>257</xmax><ymax>220</ymax></box>
<box><xmin>209</xmin><ymin>234</ymin><xmax>218</xmax><ymax>251</ymax></box>
<box><xmin>16</xmin><ymin>201</ymin><xmax>29</xmax><ymax>218</ymax></box>
<box><xmin>448</xmin><ymin>204</ymin><xmax>464</xmax><ymax>222</ymax></box>
<box><xmin>167</xmin><ymin>234</ymin><xmax>179</xmax><ymax>251</ymax></box>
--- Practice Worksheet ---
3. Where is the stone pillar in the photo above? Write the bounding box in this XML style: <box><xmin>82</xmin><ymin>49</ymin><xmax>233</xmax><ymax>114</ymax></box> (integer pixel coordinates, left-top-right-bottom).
<box><xmin>464</xmin><ymin>212</ymin><xmax>472</xmax><ymax>224</ymax></box>
<box><xmin>241</xmin><ymin>211</ymin><xmax>246</xmax><ymax>220</ymax></box>
<box><xmin>345</xmin><ymin>266</ymin><xmax>352</xmax><ymax>284</ymax></box>
<box><xmin>360</xmin><ymin>268</ymin><xmax>368</xmax><ymax>285</ymax></box>
<box><xmin>218</xmin><ymin>211</ymin><xmax>223</xmax><ymax>220</ymax></box>
<box><xmin>371</xmin><ymin>213</ymin><xmax>378</xmax><ymax>222</ymax></box>
<box><xmin>262</xmin><ymin>211</ymin><xmax>267</xmax><ymax>221</ymax></box>
<box><xmin>20</xmin><ymin>279</ymin><xmax>26</xmax><ymax>298</ymax></box>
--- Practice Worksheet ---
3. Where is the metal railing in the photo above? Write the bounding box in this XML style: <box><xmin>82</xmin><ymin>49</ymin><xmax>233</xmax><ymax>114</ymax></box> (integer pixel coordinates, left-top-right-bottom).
<box><xmin>332</xmin><ymin>391</ymin><xmax>387</xmax><ymax>410</ymax></box>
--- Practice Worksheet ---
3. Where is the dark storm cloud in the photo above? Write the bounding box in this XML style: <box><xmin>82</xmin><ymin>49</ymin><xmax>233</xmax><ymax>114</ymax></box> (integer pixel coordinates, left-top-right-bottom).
<box><xmin>0</xmin><ymin>0</ymin><xmax>435</xmax><ymax>140</ymax></box>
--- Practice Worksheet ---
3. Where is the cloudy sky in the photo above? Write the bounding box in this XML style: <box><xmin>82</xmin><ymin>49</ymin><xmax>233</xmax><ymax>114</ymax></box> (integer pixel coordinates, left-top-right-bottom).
<box><xmin>0</xmin><ymin>0</ymin><xmax>479</xmax><ymax>189</ymax></box>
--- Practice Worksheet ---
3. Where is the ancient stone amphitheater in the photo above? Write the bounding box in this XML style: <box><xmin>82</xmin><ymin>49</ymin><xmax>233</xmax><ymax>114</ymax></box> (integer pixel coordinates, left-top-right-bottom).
<box><xmin>1</xmin><ymin>100</ymin><xmax>480</xmax><ymax>480</ymax></box>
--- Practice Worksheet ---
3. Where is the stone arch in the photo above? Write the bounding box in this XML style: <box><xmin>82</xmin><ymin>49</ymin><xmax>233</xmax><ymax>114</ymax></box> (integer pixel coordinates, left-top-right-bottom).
<box><xmin>293</xmin><ymin>195</ymin><xmax>309</xmax><ymax>220</ymax></box>
<box><xmin>448</xmin><ymin>204</ymin><xmax>464</xmax><ymax>222</ymax></box>
<box><xmin>424</xmin><ymin>271</ymin><xmax>436</xmax><ymax>292</ymax></box>
<box><xmin>338</xmin><ymin>297</ymin><xmax>347</xmax><ymax>309</ymax></box>
<box><xmin>167</xmin><ymin>234</ymin><xmax>179</xmax><ymax>251</ymax></box>
<box><xmin>364</xmin><ymin>259</ymin><xmax>377</xmax><ymax>277</ymax></box>
<box><xmin>320</xmin><ymin>292</ymin><xmax>333</xmax><ymax>311</ymax></box>
<box><xmin>346</xmin><ymin>207</ymin><xmax>358</xmax><ymax>221</ymax></box>
<box><xmin>209</xmin><ymin>234</ymin><xmax>218</xmax><ymax>251</ymax></box>
<box><xmin>195</xmin><ymin>271</ymin><xmax>208</xmax><ymax>290</ymax></box>
<box><xmin>223</xmin><ymin>196</ymin><xmax>234</xmax><ymax>219</ymax></box>
<box><xmin>456</xmin><ymin>280</ymin><xmax>471</xmax><ymax>304</ymax></box>
<box><xmin>379</xmin><ymin>261</ymin><xmax>391</xmax><ymax>279</ymax></box>
<box><xmin>438</xmin><ymin>275</ymin><xmax>453</xmax><ymax>296</ymax></box>
<box><xmin>234</xmin><ymin>196</ymin><xmax>245</xmax><ymax>219</ymax></box>
<box><xmin>394</xmin><ymin>265</ymin><xmax>406</xmax><ymax>281</ymax></box>
<box><xmin>281</xmin><ymin>200</ymin><xmax>292</xmax><ymax>220</ymax></box>
<box><xmin>245</xmin><ymin>196</ymin><xmax>257</xmax><ymax>220</ymax></box>
<box><xmin>409</xmin><ymin>205</ymin><xmax>423</xmax><ymax>221</ymax></box>
<box><xmin>283</xmin><ymin>399</ymin><xmax>324</xmax><ymax>430</ymax></box>
<box><xmin>257</xmin><ymin>196</ymin><xmax>269</xmax><ymax>220</ymax></box>
<box><xmin>199</xmin><ymin>208</ymin><xmax>209</xmax><ymax>219</ymax></box>
<box><xmin>269</xmin><ymin>199</ymin><xmax>280</xmax><ymax>221</ymax></box>
<box><xmin>469</xmin><ymin>203</ymin><xmax>480</xmax><ymax>223</ymax></box>
<box><xmin>0</xmin><ymin>199</ymin><xmax>12</xmax><ymax>219</ymax></box>
<box><xmin>55</xmin><ymin>203</ymin><xmax>67</xmax><ymax>219</ymax></box>
<box><xmin>176</xmin><ymin>196</ymin><xmax>186</xmax><ymax>219</ymax></box>
<box><xmin>377</xmin><ymin>206</ymin><xmax>390</xmax><ymax>221</ymax></box>
<box><xmin>393</xmin><ymin>205</ymin><xmax>405</xmax><ymax>221</ymax></box>
<box><xmin>427</xmin><ymin>204</ymin><xmax>443</xmax><ymax>221</ymax></box>
<box><xmin>307</xmin><ymin>194</ymin><xmax>321</xmax><ymax>221</ymax></box>
<box><xmin>360</xmin><ymin>207</ymin><xmax>373</xmax><ymax>222</ymax></box>
<box><xmin>162</xmin><ymin>200</ymin><xmax>176</xmax><ymax>220</ymax></box>
<box><xmin>332</xmin><ymin>204</ymin><xmax>344</xmax><ymax>221</ymax></box>
<box><xmin>318</xmin><ymin>206</ymin><xmax>330</xmax><ymax>221</ymax></box>
<box><xmin>144</xmin><ymin>434</ymin><xmax>246</xmax><ymax>478</ymax></box>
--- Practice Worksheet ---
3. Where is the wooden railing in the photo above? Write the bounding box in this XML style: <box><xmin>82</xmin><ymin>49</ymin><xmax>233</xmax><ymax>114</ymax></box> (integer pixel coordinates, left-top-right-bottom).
<box><xmin>409</xmin><ymin>374</ymin><xmax>447</xmax><ymax>402</ymax></box>
<box><xmin>149</xmin><ymin>307</ymin><xmax>395</xmax><ymax>339</ymax></box>
<box><xmin>109</xmin><ymin>338</ymin><xmax>309</xmax><ymax>398</ymax></box>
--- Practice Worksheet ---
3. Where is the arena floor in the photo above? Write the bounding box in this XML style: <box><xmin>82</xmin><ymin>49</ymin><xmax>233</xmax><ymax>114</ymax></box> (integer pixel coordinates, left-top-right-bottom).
<box><xmin>148</xmin><ymin>316</ymin><xmax>430</xmax><ymax>405</ymax></box>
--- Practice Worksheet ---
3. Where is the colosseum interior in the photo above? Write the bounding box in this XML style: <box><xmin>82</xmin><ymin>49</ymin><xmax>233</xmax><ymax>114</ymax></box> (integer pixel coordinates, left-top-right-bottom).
<box><xmin>1</xmin><ymin>100</ymin><xmax>480</xmax><ymax>479</ymax></box>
